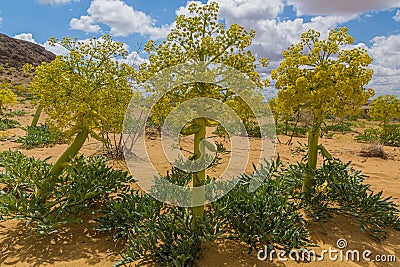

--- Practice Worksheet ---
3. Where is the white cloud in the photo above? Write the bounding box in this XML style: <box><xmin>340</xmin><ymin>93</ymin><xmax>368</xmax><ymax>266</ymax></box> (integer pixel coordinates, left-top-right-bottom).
<box><xmin>120</xmin><ymin>51</ymin><xmax>148</xmax><ymax>67</ymax></box>
<box><xmin>217</xmin><ymin>0</ymin><xmax>284</xmax><ymax>20</ymax></box>
<box><xmin>13</xmin><ymin>33</ymin><xmax>68</xmax><ymax>55</ymax></box>
<box><xmin>307</xmin><ymin>15</ymin><xmax>356</xmax><ymax>33</ymax></box>
<box><xmin>13</xmin><ymin>33</ymin><xmax>38</xmax><ymax>44</ymax></box>
<box><xmin>220</xmin><ymin>13</ymin><xmax>351</xmax><ymax>62</ymax></box>
<box><xmin>70</xmin><ymin>0</ymin><xmax>171</xmax><ymax>39</ymax></box>
<box><xmin>370</xmin><ymin>35</ymin><xmax>400</xmax><ymax>69</ymax></box>
<box><xmin>38</xmin><ymin>0</ymin><xmax>79</xmax><ymax>5</ymax></box>
<box><xmin>43</xmin><ymin>41</ymin><xmax>69</xmax><ymax>55</ymax></box>
<box><xmin>47</xmin><ymin>37</ymin><xmax>146</xmax><ymax>63</ymax></box>
<box><xmin>70</xmin><ymin>16</ymin><xmax>101</xmax><ymax>33</ymax></box>
<box><xmin>368</xmin><ymin>70</ymin><xmax>400</xmax><ymax>97</ymax></box>
<box><xmin>393</xmin><ymin>9</ymin><xmax>400</xmax><ymax>22</ymax></box>
<box><xmin>367</xmin><ymin>34</ymin><xmax>400</xmax><ymax>96</ymax></box>
<box><xmin>287</xmin><ymin>0</ymin><xmax>400</xmax><ymax>16</ymax></box>
<box><xmin>0</xmin><ymin>17</ymin><xmax>3</xmax><ymax>28</ymax></box>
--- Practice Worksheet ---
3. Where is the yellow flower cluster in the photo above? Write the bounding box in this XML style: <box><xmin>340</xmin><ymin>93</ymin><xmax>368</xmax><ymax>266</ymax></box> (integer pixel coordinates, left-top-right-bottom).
<box><xmin>136</xmin><ymin>1</ymin><xmax>269</xmax><ymax>125</ymax></box>
<box><xmin>0</xmin><ymin>80</ymin><xmax>17</xmax><ymax>114</ymax></box>
<box><xmin>26</xmin><ymin>35</ymin><xmax>136</xmax><ymax>140</ymax></box>
<box><xmin>369</xmin><ymin>95</ymin><xmax>400</xmax><ymax>125</ymax></box>
<box><xmin>273</xmin><ymin>27</ymin><xmax>374</xmax><ymax>120</ymax></box>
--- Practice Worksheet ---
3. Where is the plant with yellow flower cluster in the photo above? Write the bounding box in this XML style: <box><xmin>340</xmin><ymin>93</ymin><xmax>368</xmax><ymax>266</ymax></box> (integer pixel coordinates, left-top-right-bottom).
<box><xmin>0</xmin><ymin>80</ymin><xmax>17</xmax><ymax>115</ymax></box>
<box><xmin>272</xmin><ymin>27</ymin><xmax>374</xmax><ymax>199</ymax></box>
<box><xmin>369</xmin><ymin>94</ymin><xmax>400</xmax><ymax>126</ymax></box>
<box><xmin>27</xmin><ymin>34</ymin><xmax>135</xmax><ymax>202</ymax></box>
<box><xmin>136</xmin><ymin>1</ymin><xmax>269</xmax><ymax>220</ymax></box>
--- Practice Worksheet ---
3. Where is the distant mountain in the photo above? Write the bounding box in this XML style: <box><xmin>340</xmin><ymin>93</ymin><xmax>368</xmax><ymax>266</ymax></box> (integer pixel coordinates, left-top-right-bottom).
<box><xmin>0</xmin><ymin>33</ymin><xmax>55</xmax><ymax>70</ymax></box>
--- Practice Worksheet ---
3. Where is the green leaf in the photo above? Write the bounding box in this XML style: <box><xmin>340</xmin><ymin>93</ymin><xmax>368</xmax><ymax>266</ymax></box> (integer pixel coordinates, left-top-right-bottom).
<box><xmin>202</xmin><ymin>139</ymin><xmax>216</xmax><ymax>152</ymax></box>
<box><xmin>317</xmin><ymin>144</ymin><xmax>333</xmax><ymax>160</ymax></box>
<box><xmin>180</xmin><ymin>122</ymin><xmax>200</xmax><ymax>136</ymax></box>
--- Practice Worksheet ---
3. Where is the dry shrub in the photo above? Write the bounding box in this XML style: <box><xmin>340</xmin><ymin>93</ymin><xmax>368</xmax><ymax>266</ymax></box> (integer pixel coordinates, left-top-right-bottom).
<box><xmin>359</xmin><ymin>144</ymin><xmax>388</xmax><ymax>159</ymax></box>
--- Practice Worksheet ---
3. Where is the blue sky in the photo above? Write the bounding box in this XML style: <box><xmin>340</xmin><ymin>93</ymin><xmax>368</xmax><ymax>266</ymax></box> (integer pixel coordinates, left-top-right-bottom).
<box><xmin>1</xmin><ymin>0</ymin><xmax>399</xmax><ymax>97</ymax></box>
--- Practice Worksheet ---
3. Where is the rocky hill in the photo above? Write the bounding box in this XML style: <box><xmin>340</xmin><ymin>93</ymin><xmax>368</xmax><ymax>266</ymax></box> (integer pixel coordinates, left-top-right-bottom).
<box><xmin>0</xmin><ymin>33</ymin><xmax>55</xmax><ymax>85</ymax></box>
<box><xmin>0</xmin><ymin>33</ymin><xmax>55</xmax><ymax>70</ymax></box>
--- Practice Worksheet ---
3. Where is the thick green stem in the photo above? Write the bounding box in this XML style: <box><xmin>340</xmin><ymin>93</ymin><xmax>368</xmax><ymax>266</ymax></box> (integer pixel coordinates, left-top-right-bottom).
<box><xmin>36</xmin><ymin>125</ymin><xmax>89</xmax><ymax>202</ymax></box>
<box><xmin>192</xmin><ymin>117</ymin><xmax>206</xmax><ymax>223</ymax></box>
<box><xmin>50</xmin><ymin>125</ymin><xmax>89</xmax><ymax>176</ymax></box>
<box><xmin>302</xmin><ymin>114</ymin><xmax>322</xmax><ymax>200</ymax></box>
<box><xmin>31</xmin><ymin>104</ymin><xmax>43</xmax><ymax>126</ymax></box>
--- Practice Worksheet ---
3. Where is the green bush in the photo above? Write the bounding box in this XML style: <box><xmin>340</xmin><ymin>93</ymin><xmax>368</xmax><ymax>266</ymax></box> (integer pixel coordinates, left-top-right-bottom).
<box><xmin>323</xmin><ymin>120</ymin><xmax>353</xmax><ymax>134</ymax></box>
<box><xmin>243</xmin><ymin>120</ymin><xmax>261</xmax><ymax>138</ymax></box>
<box><xmin>0</xmin><ymin>117</ymin><xmax>19</xmax><ymax>130</ymax></box>
<box><xmin>281</xmin><ymin>158</ymin><xmax>400</xmax><ymax>240</ymax></box>
<box><xmin>0</xmin><ymin>150</ymin><xmax>133</xmax><ymax>234</ymax></box>
<box><xmin>122</xmin><ymin>207</ymin><xmax>220</xmax><ymax>267</ymax></box>
<box><xmin>375</xmin><ymin>124</ymin><xmax>400</xmax><ymax>146</ymax></box>
<box><xmin>96</xmin><ymin>167</ymin><xmax>223</xmax><ymax>267</ymax></box>
<box><xmin>95</xmin><ymin>191</ymin><xmax>163</xmax><ymax>244</ymax></box>
<box><xmin>319</xmin><ymin>120</ymin><xmax>353</xmax><ymax>139</ymax></box>
<box><xmin>355</xmin><ymin>128</ymin><xmax>381</xmax><ymax>143</ymax></box>
<box><xmin>99</xmin><ymin>158</ymin><xmax>311</xmax><ymax>265</ymax></box>
<box><xmin>15</xmin><ymin>124</ymin><xmax>64</xmax><ymax>149</ymax></box>
<box><xmin>355</xmin><ymin>124</ymin><xmax>400</xmax><ymax>147</ymax></box>
<box><xmin>276</xmin><ymin>122</ymin><xmax>308</xmax><ymax>137</ymax></box>
<box><xmin>95</xmin><ymin>157</ymin><xmax>399</xmax><ymax>266</ymax></box>
<box><xmin>96</xmin><ymin>191</ymin><xmax>222</xmax><ymax>267</ymax></box>
<box><xmin>214</xmin><ymin>158</ymin><xmax>311</xmax><ymax>253</ymax></box>
<box><xmin>4</xmin><ymin>109</ymin><xmax>27</xmax><ymax>117</ymax></box>
<box><xmin>213</xmin><ymin>121</ymin><xmax>276</xmax><ymax>139</ymax></box>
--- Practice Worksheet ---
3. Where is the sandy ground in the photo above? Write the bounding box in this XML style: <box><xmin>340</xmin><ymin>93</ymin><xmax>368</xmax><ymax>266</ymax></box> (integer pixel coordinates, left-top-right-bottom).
<box><xmin>0</xmin><ymin>101</ymin><xmax>399</xmax><ymax>266</ymax></box>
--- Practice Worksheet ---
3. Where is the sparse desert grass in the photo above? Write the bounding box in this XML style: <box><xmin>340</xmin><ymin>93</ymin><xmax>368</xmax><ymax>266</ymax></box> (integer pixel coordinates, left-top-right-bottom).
<box><xmin>0</xmin><ymin>117</ymin><xmax>19</xmax><ymax>131</ymax></box>
<box><xmin>15</xmin><ymin>124</ymin><xmax>64</xmax><ymax>149</ymax></box>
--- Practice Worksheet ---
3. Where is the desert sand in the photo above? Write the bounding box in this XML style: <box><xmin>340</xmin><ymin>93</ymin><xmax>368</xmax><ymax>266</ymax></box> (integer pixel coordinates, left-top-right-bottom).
<box><xmin>0</xmin><ymin>101</ymin><xmax>399</xmax><ymax>267</ymax></box>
